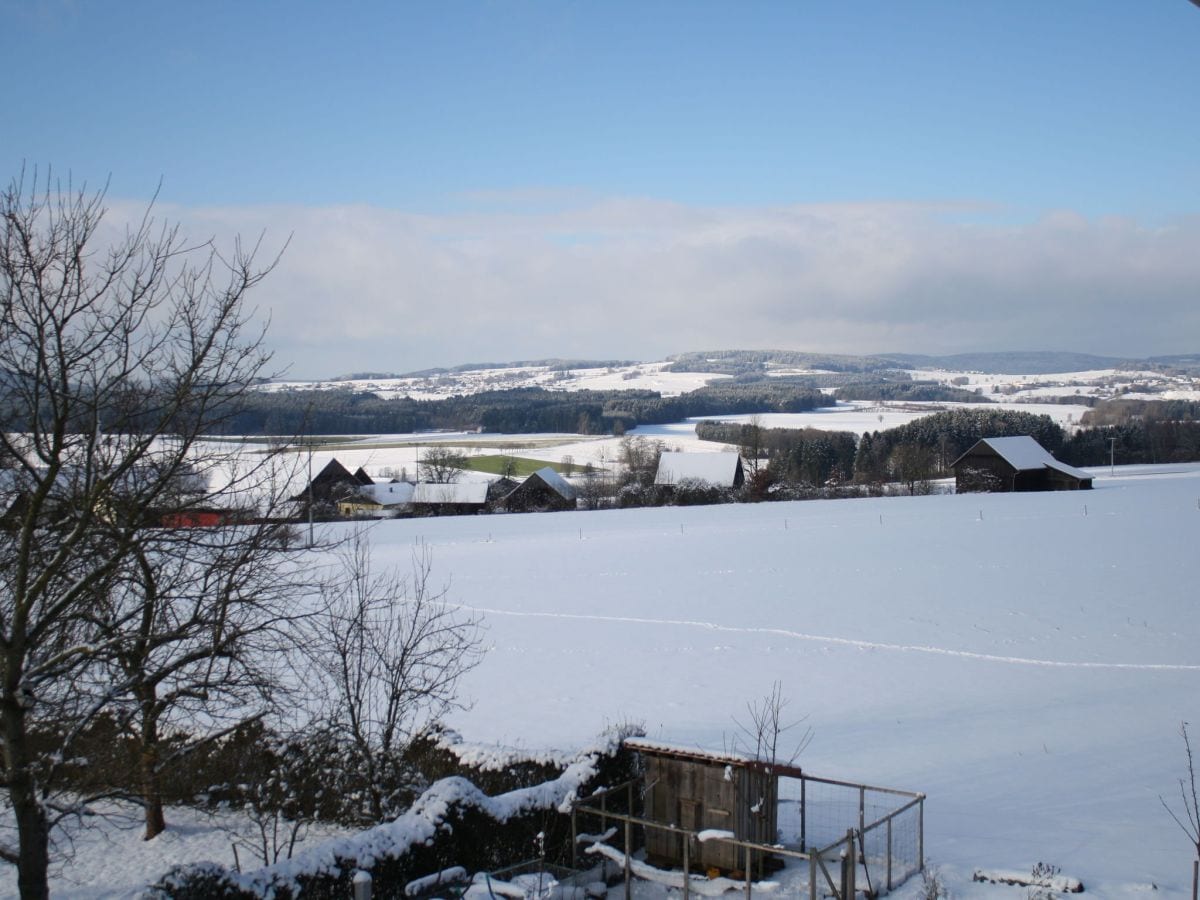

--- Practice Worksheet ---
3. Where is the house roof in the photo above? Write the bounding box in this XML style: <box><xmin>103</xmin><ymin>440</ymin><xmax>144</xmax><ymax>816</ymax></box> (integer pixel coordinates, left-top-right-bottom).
<box><xmin>954</xmin><ymin>436</ymin><xmax>1092</xmax><ymax>481</ymax></box>
<box><xmin>411</xmin><ymin>481</ymin><xmax>489</xmax><ymax>505</ymax></box>
<box><xmin>527</xmin><ymin>466</ymin><xmax>576</xmax><ymax>500</ymax></box>
<box><xmin>654</xmin><ymin>451</ymin><xmax>743</xmax><ymax>487</ymax></box>
<box><xmin>351</xmin><ymin>482</ymin><xmax>414</xmax><ymax>507</ymax></box>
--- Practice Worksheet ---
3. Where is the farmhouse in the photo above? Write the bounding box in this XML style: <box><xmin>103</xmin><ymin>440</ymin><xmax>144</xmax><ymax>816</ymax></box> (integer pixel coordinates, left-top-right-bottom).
<box><xmin>654</xmin><ymin>451</ymin><xmax>746</xmax><ymax>488</ymax></box>
<box><xmin>336</xmin><ymin>481</ymin><xmax>415</xmax><ymax>518</ymax></box>
<box><xmin>500</xmin><ymin>466</ymin><xmax>577</xmax><ymax>512</ymax></box>
<box><xmin>952</xmin><ymin>436</ymin><xmax>1093</xmax><ymax>492</ymax></box>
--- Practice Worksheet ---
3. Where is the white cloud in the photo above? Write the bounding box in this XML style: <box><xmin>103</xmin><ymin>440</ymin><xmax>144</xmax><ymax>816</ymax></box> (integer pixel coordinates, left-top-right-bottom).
<box><xmin>107</xmin><ymin>196</ymin><xmax>1200</xmax><ymax>378</ymax></box>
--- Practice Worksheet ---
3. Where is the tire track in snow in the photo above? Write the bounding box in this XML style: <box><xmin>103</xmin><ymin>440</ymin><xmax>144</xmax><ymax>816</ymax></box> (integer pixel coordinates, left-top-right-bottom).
<box><xmin>461</xmin><ymin>605</ymin><xmax>1200</xmax><ymax>671</ymax></box>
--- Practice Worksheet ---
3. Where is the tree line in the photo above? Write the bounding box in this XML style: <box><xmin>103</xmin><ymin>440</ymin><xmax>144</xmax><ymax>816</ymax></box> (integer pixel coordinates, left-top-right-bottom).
<box><xmin>211</xmin><ymin>381</ymin><xmax>833</xmax><ymax>436</ymax></box>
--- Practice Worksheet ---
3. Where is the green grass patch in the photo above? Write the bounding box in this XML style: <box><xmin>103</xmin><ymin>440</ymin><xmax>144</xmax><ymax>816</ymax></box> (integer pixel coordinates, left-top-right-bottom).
<box><xmin>461</xmin><ymin>455</ymin><xmax>567</xmax><ymax>477</ymax></box>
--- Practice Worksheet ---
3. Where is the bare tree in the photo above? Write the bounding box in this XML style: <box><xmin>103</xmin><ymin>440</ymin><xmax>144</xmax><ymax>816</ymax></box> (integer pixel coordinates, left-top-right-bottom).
<box><xmin>88</xmin><ymin>507</ymin><xmax>313</xmax><ymax>840</ymax></box>
<box><xmin>419</xmin><ymin>446</ymin><xmax>468</xmax><ymax>483</ymax></box>
<box><xmin>1161</xmin><ymin>721</ymin><xmax>1200</xmax><ymax>900</ymax></box>
<box><xmin>0</xmin><ymin>169</ymin><xmax>281</xmax><ymax>898</ymax></box>
<box><xmin>312</xmin><ymin>532</ymin><xmax>485</xmax><ymax>823</ymax></box>
<box><xmin>730</xmin><ymin>681</ymin><xmax>813</xmax><ymax>769</ymax></box>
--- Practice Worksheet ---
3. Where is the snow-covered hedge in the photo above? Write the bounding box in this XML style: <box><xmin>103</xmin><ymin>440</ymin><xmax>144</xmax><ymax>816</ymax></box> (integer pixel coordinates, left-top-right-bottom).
<box><xmin>149</xmin><ymin>733</ymin><xmax>637</xmax><ymax>899</ymax></box>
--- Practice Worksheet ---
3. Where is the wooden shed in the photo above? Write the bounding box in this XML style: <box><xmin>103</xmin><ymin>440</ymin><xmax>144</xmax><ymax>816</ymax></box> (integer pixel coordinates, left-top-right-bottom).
<box><xmin>626</xmin><ymin>738</ymin><xmax>778</xmax><ymax>873</ymax></box>
<box><xmin>952</xmin><ymin>436</ymin><xmax>1093</xmax><ymax>493</ymax></box>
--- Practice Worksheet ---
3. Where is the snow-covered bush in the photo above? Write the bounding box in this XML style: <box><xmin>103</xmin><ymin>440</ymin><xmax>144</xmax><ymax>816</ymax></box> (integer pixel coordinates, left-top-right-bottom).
<box><xmin>149</xmin><ymin>732</ymin><xmax>641</xmax><ymax>899</ymax></box>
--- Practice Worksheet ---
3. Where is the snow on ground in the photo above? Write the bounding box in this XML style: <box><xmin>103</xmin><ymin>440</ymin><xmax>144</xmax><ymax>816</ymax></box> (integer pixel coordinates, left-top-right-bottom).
<box><xmin>261</xmin><ymin>362</ymin><xmax>728</xmax><ymax>401</ymax></box>
<box><xmin>680</xmin><ymin>399</ymin><xmax>1092</xmax><ymax>435</ymax></box>
<box><xmin>350</xmin><ymin>463</ymin><xmax>1198</xmax><ymax>897</ymax></box>
<box><xmin>905</xmin><ymin>368</ymin><xmax>1200</xmax><ymax>404</ymax></box>
<box><xmin>0</xmin><ymin>801</ymin><xmax>350</xmax><ymax>900</ymax></box>
<box><xmin>8</xmin><ymin>464</ymin><xmax>1200</xmax><ymax>896</ymax></box>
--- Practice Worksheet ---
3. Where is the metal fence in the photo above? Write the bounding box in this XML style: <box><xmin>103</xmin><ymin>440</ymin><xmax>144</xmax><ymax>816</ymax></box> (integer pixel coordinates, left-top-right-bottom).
<box><xmin>570</xmin><ymin>773</ymin><xmax>923</xmax><ymax>900</ymax></box>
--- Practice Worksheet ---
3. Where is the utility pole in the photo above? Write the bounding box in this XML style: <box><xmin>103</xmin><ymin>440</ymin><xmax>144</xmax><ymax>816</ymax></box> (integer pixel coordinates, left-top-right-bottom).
<box><xmin>307</xmin><ymin>441</ymin><xmax>315</xmax><ymax>547</ymax></box>
<box><xmin>1109</xmin><ymin>437</ymin><xmax>1116</xmax><ymax>477</ymax></box>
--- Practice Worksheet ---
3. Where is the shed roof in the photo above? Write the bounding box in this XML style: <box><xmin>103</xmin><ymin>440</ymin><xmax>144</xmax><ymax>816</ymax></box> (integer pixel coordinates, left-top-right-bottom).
<box><xmin>411</xmin><ymin>481</ymin><xmax>489</xmax><ymax>505</ymax></box>
<box><xmin>654</xmin><ymin>451</ymin><xmax>743</xmax><ymax>487</ymax></box>
<box><xmin>954</xmin><ymin>436</ymin><xmax>1092</xmax><ymax>481</ymax></box>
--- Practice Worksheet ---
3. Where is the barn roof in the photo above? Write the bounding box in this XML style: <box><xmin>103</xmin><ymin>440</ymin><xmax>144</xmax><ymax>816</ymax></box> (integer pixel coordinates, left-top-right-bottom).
<box><xmin>654</xmin><ymin>451</ymin><xmax>743</xmax><ymax>487</ymax></box>
<box><xmin>411</xmin><ymin>481</ymin><xmax>489</xmax><ymax>505</ymax></box>
<box><xmin>527</xmin><ymin>466</ymin><xmax>576</xmax><ymax>500</ymax></box>
<box><xmin>954</xmin><ymin>436</ymin><xmax>1092</xmax><ymax>481</ymax></box>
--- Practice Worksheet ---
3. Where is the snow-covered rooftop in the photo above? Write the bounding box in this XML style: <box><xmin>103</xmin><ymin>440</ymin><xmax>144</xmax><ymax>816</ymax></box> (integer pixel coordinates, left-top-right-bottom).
<box><xmin>354</xmin><ymin>482</ymin><xmax>415</xmax><ymax>506</ymax></box>
<box><xmin>965</xmin><ymin>436</ymin><xmax>1092</xmax><ymax>480</ymax></box>
<box><xmin>654</xmin><ymin>451</ymin><xmax>743</xmax><ymax>487</ymax></box>
<box><xmin>411</xmin><ymin>482</ymin><xmax>489</xmax><ymax>505</ymax></box>
<box><xmin>528</xmin><ymin>466</ymin><xmax>576</xmax><ymax>500</ymax></box>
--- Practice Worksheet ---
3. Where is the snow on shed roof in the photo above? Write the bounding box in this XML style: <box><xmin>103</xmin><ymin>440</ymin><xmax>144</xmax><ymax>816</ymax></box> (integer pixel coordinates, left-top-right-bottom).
<box><xmin>411</xmin><ymin>481</ymin><xmax>489</xmax><ymax>505</ymax></box>
<box><xmin>529</xmin><ymin>466</ymin><xmax>576</xmax><ymax>500</ymax></box>
<box><xmin>623</xmin><ymin>737</ymin><xmax>757</xmax><ymax>768</ymax></box>
<box><xmin>958</xmin><ymin>436</ymin><xmax>1092</xmax><ymax>480</ymax></box>
<box><xmin>654</xmin><ymin>451</ymin><xmax>743</xmax><ymax>487</ymax></box>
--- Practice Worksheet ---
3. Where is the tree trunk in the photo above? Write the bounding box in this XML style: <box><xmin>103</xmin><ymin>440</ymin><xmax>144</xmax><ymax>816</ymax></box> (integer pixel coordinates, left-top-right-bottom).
<box><xmin>139</xmin><ymin>700</ymin><xmax>166</xmax><ymax>840</ymax></box>
<box><xmin>3</xmin><ymin>687</ymin><xmax>50</xmax><ymax>900</ymax></box>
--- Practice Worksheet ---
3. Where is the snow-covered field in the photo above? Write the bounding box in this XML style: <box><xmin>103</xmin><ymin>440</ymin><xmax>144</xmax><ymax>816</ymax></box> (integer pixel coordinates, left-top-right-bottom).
<box><xmin>376</xmin><ymin>463</ymin><xmax>1200</xmax><ymax>897</ymax></box>
<box><xmin>13</xmin><ymin>464</ymin><xmax>1200</xmax><ymax>897</ymax></box>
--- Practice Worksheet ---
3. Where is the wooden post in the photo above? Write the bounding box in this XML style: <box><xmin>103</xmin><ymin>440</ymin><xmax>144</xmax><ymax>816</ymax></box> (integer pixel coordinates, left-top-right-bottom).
<box><xmin>745</xmin><ymin>844</ymin><xmax>753</xmax><ymax>900</ymax></box>
<box><xmin>601</xmin><ymin>793</ymin><xmax>607</xmax><ymax>835</ymax></box>
<box><xmin>1192</xmin><ymin>857</ymin><xmax>1198</xmax><ymax>900</ymax></box>
<box><xmin>683</xmin><ymin>835</ymin><xmax>690</xmax><ymax>900</ymax></box>
<box><xmin>624</xmin><ymin>819</ymin><xmax>632</xmax><ymax>900</ymax></box>
<box><xmin>845</xmin><ymin>830</ymin><xmax>857</xmax><ymax>900</ymax></box>
<box><xmin>809</xmin><ymin>851</ymin><xmax>818</xmax><ymax>900</ymax></box>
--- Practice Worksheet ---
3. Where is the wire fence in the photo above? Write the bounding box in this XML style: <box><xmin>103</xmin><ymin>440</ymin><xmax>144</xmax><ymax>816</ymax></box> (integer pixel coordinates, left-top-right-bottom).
<box><xmin>570</xmin><ymin>772</ymin><xmax>924</xmax><ymax>899</ymax></box>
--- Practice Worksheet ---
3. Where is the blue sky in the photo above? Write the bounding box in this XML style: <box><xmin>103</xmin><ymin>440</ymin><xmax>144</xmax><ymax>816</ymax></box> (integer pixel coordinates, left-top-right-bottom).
<box><xmin>4</xmin><ymin>1</ymin><xmax>1199</xmax><ymax>377</ymax></box>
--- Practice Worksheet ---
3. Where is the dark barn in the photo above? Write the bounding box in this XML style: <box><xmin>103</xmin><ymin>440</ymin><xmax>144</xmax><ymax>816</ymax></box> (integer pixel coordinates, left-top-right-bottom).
<box><xmin>952</xmin><ymin>436</ymin><xmax>1093</xmax><ymax>493</ymax></box>
<box><xmin>500</xmin><ymin>467</ymin><xmax>577</xmax><ymax>512</ymax></box>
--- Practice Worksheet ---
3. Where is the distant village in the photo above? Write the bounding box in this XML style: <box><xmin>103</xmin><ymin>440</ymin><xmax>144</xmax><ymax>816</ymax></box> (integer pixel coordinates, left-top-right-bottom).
<box><xmin>287</xmin><ymin>434</ymin><xmax>1092</xmax><ymax>524</ymax></box>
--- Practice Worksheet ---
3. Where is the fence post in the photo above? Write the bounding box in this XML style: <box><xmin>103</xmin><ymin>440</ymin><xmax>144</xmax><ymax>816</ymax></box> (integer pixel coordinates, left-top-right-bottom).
<box><xmin>918</xmin><ymin>797</ymin><xmax>925</xmax><ymax>872</ymax></box>
<box><xmin>858</xmin><ymin>786</ymin><xmax>866</xmax><ymax>862</ymax></box>
<box><xmin>886</xmin><ymin>815</ymin><xmax>893</xmax><ymax>891</ymax></box>
<box><xmin>352</xmin><ymin>870</ymin><xmax>372</xmax><ymax>900</ymax></box>
<box><xmin>809</xmin><ymin>851</ymin><xmax>818</xmax><ymax>900</ymax></box>
<box><xmin>800</xmin><ymin>776</ymin><xmax>807</xmax><ymax>851</ymax></box>
<box><xmin>624</xmin><ymin>819</ymin><xmax>632</xmax><ymax>900</ymax></box>
<box><xmin>846</xmin><ymin>830</ymin><xmax>857</xmax><ymax>900</ymax></box>
<box><xmin>745</xmin><ymin>844</ymin><xmax>752</xmax><ymax>900</ymax></box>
